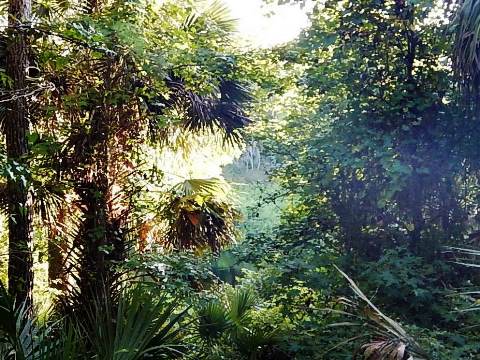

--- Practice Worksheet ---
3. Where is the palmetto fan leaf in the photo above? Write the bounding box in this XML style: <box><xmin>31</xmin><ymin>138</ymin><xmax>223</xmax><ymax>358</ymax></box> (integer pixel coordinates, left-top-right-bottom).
<box><xmin>227</xmin><ymin>287</ymin><xmax>255</xmax><ymax>325</ymax></box>
<box><xmin>162</xmin><ymin>177</ymin><xmax>239</xmax><ymax>252</ymax></box>
<box><xmin>174</xmin><ymin>178</ymin><xmax>230</xmax><ymax>198</ymax></box>
<box><xmin>147</xmin><ymin>75</ymin><xmax>252</xmax><ymax>145</ymax></box>
<box><xmin>0</xmin><ymin>178</ymin><xmax>68</xmax><ymax>227</ymax></box>
<box><xmin>33</xmin><ymin>0</ymin><xmax>73</xmax><ymax>19</ymax></box>
<box><xmin>0</xmin><ymin>0</ymin><xmax>89</xmax><ymax>21</ymax></box>
<box><xmin>197</xmin><ymin>288</ymin><xmax>255</xmax><ymax>343</ymax></box>
<box><xmin>31</xmin><ymin>180</ymin><xmax>67</xmax><ymax>223</ymax></box>
<box><xmin>81</xmin><ymin>286</ymin><xmax>187</xmax><ymax>360</ymax></box>
<box><xmin>183</xmin><ymin>0</ymin><xmax>237</xmax><ymax>34</ymax></box>
<box><xmin>164</xmin><ymin>196</ymin><xmax>239</xmax><ymax>252</ymax></box>
<box><xmin>198</xmin><ymin>301</ymin><xmax>231</xmax><ymax>341</ymax></box>
<box><xmin>197</xmin><ymin>288</ymin><xmax>282</xmax><ymax>358</ymax></box>
<box><xmin>182</xmin><ymin>79</ymin><xmax>251</xmax><ymax>142</ymax></box>
<box><xmin>234</xmin><ymin>327</ymin><xmax>280</xmax><ymax>358</ymax></box>
<box><xmin>0</xmin><ymin>281</ymin><xmax>70</xmax><ymax>360</ymax></box>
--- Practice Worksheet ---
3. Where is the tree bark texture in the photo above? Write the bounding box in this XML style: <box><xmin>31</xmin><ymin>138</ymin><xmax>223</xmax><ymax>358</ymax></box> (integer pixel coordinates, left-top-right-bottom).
<box><xmin>5</xmin><ymin>0</ymin><xmax>33</xmax><ymax>307</ymax></box>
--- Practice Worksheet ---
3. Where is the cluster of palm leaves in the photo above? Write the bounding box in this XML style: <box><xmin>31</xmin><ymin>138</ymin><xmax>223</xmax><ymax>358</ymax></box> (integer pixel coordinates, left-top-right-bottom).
<box><xmin>0</xmin><ymin>285</ymin><xmax>286</xmax><ymax>359</ymax></box>
<box><xmin>183</xmin><ymin>0</ymin><xmax>237</xmax><ymax>34</ymax></box>
<box><xmin>196</xmin><ymin>287</ymin><xmax>286</xmax><ymax>360</ymax></box>
<box><xmin>147</xmin><ymin>75</ymin><xmax>252</xmax><ymax>146</ymax></box>
<box><xmin>158</xmin><ymin>178</ymin><xmax>240</xmax><ymax>252</ymax></box>
<box><xmin>0</xmin><ymin>280</ymin><xmax>188</xmax><ymax>359</ymax></box>
<box><xmin>0</xmin><ymin>1</ymin><xmax>254</xmax><ymax>358</ymax></box>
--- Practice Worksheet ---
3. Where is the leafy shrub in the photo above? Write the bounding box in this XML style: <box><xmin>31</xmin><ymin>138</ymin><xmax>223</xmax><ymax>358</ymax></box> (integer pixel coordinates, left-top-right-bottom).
<box><xmin>358</xmin><ymin>248</ymin><xmax>469</xmax><ymax>326</ymax></box>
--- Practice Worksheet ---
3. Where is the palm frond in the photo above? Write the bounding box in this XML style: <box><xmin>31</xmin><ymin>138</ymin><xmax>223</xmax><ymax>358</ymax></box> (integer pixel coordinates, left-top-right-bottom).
<box><xmin>182</xmin><ymin>79</ymin><xmax>252</xmax><ymax>144</ymax></box>
<box><xmin>443</xmin><ymin>246</ymin><xmax>480</xmax><ymax>313</ymax></box>
<box><xmin>359</xmin><ymin>339</ymin><xmax>410</xmax><ymax>360</ymax></box>
<box><xmin>234</xmin><ymin>326</ymin><xmax>280</xmax><ymax>357</ymax></box>
<box><xmin>445</xmin><ymin>245</ymin><xmax>480</xmax><ymax>257</ymax></box>
<box><xmin>183</xmin><ymin>0</ymin><xmax>237</xmax><ymax>34</ymax></box>
<box><xmin>198</xmin><ymin>301</ymin><xmax>231</xmax><ymax>342</ymax></box>
<box><xmin>174</xmin><ymin>177</ymin><xmax>230</xmax><ymax>198</ymax></box>
<box><xmin>146</xmin><ymin>75</ymin><xmax>252</xmax><ymax>145</ymax></box>
<box><xmin>444</xmin><ymin>245</ymin><xmax>480</xmax><ymax>268</ymax></box>
<box><xmin>164</xmin><ymin>196</ymin><xmax>239</xmax><ymax>252</ymax></box>
<box><xmin>227</xmin><ymin>288</ymin><xmax>255</xmax><ymax>325</ymax></box>
<box><xmin>33</xmin><ymin>0</ymin><xmax>73</xmax><ymax>19</ymax></box>
<box><xmin>80</xmin><ymin>286</ymin><xmax>187</xmax><ymax>360</ymax></box>
<box><xmin>0</xmin><ymin>281</ymin><xmax>69</xmax><ymax>360</ymax></box>
<box><xmin>159</xmin><ymin>177</ymin><xmax>239</xmax><ymax>252</ymax></box>
<box><xmin>331</xmin><ymin>266</ymin><xmax>430</xmax><ymax>360</ymax></box>
<box><xmin>31</xmin><ymin>180</ymin><xmax>67</xmax><ymax>223</ymax></box>
<box><xmin>196</xmin><ymin>287</ymin><xmax>282</xmax><ymax>358</ymax></box>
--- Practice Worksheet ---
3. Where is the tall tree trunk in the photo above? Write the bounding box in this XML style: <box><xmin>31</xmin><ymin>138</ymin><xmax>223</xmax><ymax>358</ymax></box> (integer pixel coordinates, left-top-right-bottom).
<box><xmin>5</xmin><ymin>0</ymin><xmax>33</xmax><ymax>307</ymax></box>
<box><xmin>78</xmin><ymin>144</ymin><xmax>109</xmax><ymax>299</ymax></box>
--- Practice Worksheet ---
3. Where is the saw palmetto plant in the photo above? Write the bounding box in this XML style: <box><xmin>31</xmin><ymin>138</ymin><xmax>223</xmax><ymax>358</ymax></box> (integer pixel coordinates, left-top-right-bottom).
<box><xmin>79</xmin><ymin>285</ymin><xmax>188</xmax><ymax>360</ymax></box>
<box><xmin>0</xmin><ymin>278</ymin><xmax>188</xmax><ymax>359</ymax></box>
<box><xmin>197</xmin><ymin>287</ymin><xmax>284</xmax><ymax>359</ymax></box>
<box><xmin>0</xmin><ymin>279</ymin><xmax>71</xmax><ymax>360</ymax></box>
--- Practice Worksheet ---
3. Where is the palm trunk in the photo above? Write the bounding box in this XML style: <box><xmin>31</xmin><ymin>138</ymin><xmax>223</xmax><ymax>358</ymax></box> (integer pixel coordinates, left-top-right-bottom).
<box><xmin>79</xmin><ymin>151</ymin><xmax>109</xmax><ymax>298</ymax></box>
<box><xmin>5</xmin><ymin>0</ymin><xmax>33</xmax><ymax>307</ymax></box>
<box><xmin>48</xmin><ymin>207</ymin><xmax>68</xmax><ymax>291</ymax></box>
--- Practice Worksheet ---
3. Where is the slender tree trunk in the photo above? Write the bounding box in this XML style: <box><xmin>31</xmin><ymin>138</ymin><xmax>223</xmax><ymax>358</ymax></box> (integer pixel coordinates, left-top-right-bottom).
<box><xmin>79</xmin><ymin>150</ymin><xmax>109</xmax><ymax>297</ymax></box>
<box><xmin>5</xmin><ymin>0</ymin><xmax>33</xmax><ymax>307</ymax></box>
<box><xmin>48</xmin><ymin>207</ymin><xmax>68</xmax><ymax>291</ymax></box>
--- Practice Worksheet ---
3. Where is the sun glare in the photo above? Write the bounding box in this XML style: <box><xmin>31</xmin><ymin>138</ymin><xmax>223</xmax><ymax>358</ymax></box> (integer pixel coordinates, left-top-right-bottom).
<box><xmin>224</xmin><ymin>0</ymin><xmax>312</xmax><ymax>48</ymax></box>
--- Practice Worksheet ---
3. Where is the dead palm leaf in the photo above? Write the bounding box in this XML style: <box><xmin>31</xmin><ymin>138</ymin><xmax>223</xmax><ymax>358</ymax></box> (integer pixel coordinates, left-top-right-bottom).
<box><xmin>159</xmin><ymin>178</ymin><xmax>239</xmax><ymax>252</ymax></box>
<box><xmin>332</xmin><ymin>266</ymin><xmax>430</xmax><ymax>360</ymax></box>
